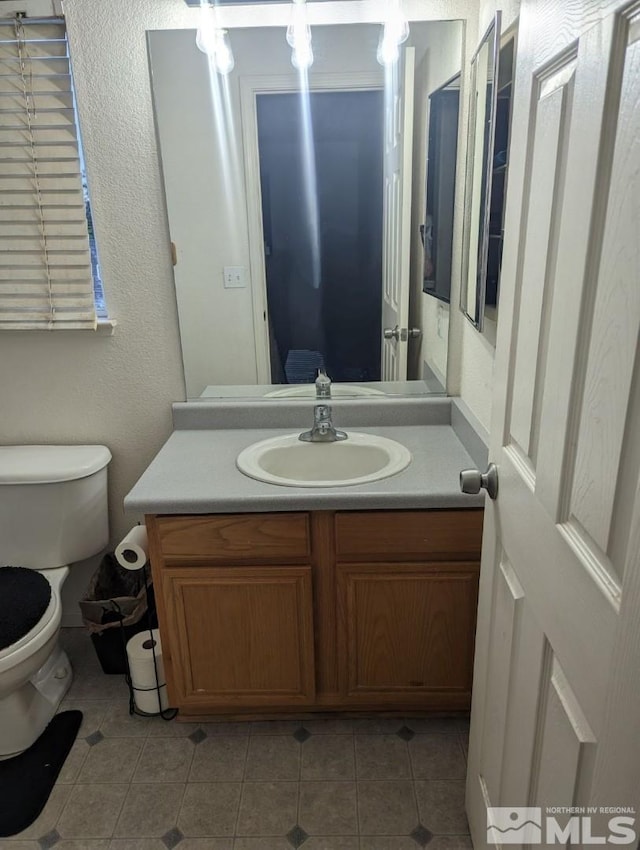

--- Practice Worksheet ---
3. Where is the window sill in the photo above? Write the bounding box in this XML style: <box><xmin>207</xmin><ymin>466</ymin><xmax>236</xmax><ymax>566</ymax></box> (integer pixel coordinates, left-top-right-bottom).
<box><xmin>96</xmin><ymin>317</ymin><xmax>117</xmax><ymax>336</ymax></box>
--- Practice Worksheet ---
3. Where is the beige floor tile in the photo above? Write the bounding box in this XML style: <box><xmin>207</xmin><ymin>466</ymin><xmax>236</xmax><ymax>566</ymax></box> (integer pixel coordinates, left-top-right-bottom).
<box><xmin>179</xmin><ymin>841</ymin><xmax>234</xmax><ymax>850</ymax></box>
<box><xmin>302</xmin><ymin>719</ymin><xmax>354</xmax><ymax>735</ymax></box>
<box><xmin>113</xmin><ymin>784</ymin><xmax>184</xmax><ymax>838</ymax></box>
<box><xmin>101</xmin><ymin>704</ymin><xmax>152</xmax><ymax>738</ymax></box>
<box><xmin>355</xmin><ymin>736</ymin><xmax>411</xmax><ymax>780</ymax></box>
<box><xmin>200</xmin><ymin>722</ymin><xmax>251</xmax><ymax>737</ymax></box>
<box><xmin>5</xmin><ymin>784</ymin><xmax>72</xmax><ymax>841</ymax></box>
<box><xmin>426</xmin><ymin>838</ymin><xmax>473</xmax><ymax>849</ymax></box>
<box><xmin>408</xmin><ymin>735</ymin><xmax>466</xmax><ymax>780</ymax></box>
<box><xmin>357</xmin><ymin>781</ymin><xmax>418</xmax><ymax>835</ymax></box>
<box><xmin>302</xmin><ymin>839</ymin><xmax>359</xmax><ymax>850</ymax></box>
<box><xmin>78</xmin><ymin>738</ymin><xmax>144</xmax><ymax>784</ymax></box>
<box><xmin>350</xmin><ymin>719</ymin><xmax>404</xmax><ymax>735</ymax></box>
<box><xmin>0</xmin><ymin>842</ymin><xmax>39</xmax><ymax>850</ymax></box>
<box><xmin>147</xmin><ymin>721</ymin><xmax>202</xmax><ymax>738</ymax></box>
<box><xmin>250</xmin><ymin>720</ymin><xmax>302</xmax><ymax>735</ymax></box>
<box><xmin>58</xmin><ymin>700</ymin><xmax>111</xmax><ymax>739</ymax></box>
<box><xmin>235</xmin><ymin>782</ymin><xmax>298</xmax><ymax>836</ymax></box>
<box><xmin>298</xmin><ymin>782</ymin><xmax>358</xmax><ymax>835</ymax></box>
<box><xmin>55</xmin><ymin>842</ymin><xmax>111</xmax><ymax>849</ymax></box>
<box><xmin>133</xmin><ymin>738</ymin><xmax>195</xmax><ymax>783</ymax></box>
<box><xmin>57</xmin><ymin>739</ymin><xmax>90</xmax><ymax>784</ymax></box>
<box><xmin>178</xmin><ymin>783</ymin><xmax>242</xmax><ymax>837</ymax></box>
<box><xmin>301</xmin><ymin>735</ymin><xmax>355</xmax><ymax>780</ymax></box>
<box><xmin>244</xmin><ymin>736</ymin><xmax>300</xmax><ymax>781</ymax></box>
<box><xmin>66</xmin><ymin>674</ymin><xmax>124</xmax><ymax>702</ymax></box>
<box><xmin>414</xmin><ymin>781</ymin><xmax>468</xmax><ymax>835</ymax></box>
<box><xmin>57</xmin><ymin>784</ymin><xmax>128</xmax><ymax>839</ymax></box>
<box><xmin>404</xmin><ymin>716</ymin><xmax>470</xmax><ymax>734</ymax></box>
<box><xmin>233</xmin><ymin>840</ymin><xmax>290</xmax><ymax>850</ymax></box>
<box><xmin>359</xmin><ymin>839</ymin><xmax>421</xmax><ymax>850</ymax></box>
<box><xmin>188</xmin><ymin>736</ymin><xmax>248</xmax><ymax>782</ymax></box>
<box><xmin>109</xmin><ymin>840</ymin><xmax>166</xmax><ymax>849</ymax></box>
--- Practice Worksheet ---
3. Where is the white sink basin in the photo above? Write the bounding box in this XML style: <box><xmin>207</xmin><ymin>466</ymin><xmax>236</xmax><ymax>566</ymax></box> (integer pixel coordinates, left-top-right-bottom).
<box><xmin>265</xmin><ymin>384</ymin><xmax>386</xmax><ymax>399</ymax></box>
<box><xmin>236</xmin><ymin>432</ymin><xmax>411</xmax><ymax>487</ymax></box>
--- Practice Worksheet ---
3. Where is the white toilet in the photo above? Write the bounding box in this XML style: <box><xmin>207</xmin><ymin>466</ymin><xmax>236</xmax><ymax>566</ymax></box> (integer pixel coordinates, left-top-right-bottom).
<box><xmin>0</xmin><ymin>445</ymin><xmax>112</xmax><ymax>757</ymax></box>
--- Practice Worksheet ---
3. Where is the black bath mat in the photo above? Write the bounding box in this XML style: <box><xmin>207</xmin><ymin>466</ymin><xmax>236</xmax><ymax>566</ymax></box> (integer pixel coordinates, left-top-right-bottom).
<box><xmin>0</xmin><ymin>710</ymin><xmax>82</xmax><ymax>837</ymax></box>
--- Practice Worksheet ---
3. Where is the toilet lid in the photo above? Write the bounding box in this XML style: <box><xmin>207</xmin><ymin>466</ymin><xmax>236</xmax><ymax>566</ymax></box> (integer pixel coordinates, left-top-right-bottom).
<box><xmin>0</xmin><ymin>567</ymin><xmax>52</xmax><ymax>651</ymax></box>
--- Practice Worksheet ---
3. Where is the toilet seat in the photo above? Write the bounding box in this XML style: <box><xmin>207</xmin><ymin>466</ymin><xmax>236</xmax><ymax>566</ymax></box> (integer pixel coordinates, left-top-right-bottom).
<box><xmin>0</xmin><ymin>567</ymin><xmax>52</xmax><ymax>652</ymax></box>
<box><xmin>0</xmin><ymin>595</ymin><xmax>56</xmax><ymax>663</ymax></box>
<box><xmin>0</xmin><ymin>569</ymin><xmax>64</xmax><ymax>674</ymax></box>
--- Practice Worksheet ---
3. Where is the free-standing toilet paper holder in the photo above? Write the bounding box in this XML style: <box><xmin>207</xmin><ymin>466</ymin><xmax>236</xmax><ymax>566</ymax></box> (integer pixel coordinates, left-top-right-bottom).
<box><xmin>114</xmin><ymin>524</ymin><xmax>177</xmax><ymax>722</ymax></box>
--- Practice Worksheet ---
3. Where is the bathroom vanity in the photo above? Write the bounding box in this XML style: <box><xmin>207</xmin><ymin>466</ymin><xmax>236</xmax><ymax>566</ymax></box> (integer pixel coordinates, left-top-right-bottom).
<box><xmin>125</xmin><ymin>397</ymin><xmax>487</xmax><ymax>720</ymax></box>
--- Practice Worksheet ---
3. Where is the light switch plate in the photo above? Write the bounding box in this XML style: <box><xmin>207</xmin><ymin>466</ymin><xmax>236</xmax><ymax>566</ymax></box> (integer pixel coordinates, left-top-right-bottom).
<box><xmin>223</xmin><ymin>266</ymin><xmax>247</xmax><ymax>288</ymax></box>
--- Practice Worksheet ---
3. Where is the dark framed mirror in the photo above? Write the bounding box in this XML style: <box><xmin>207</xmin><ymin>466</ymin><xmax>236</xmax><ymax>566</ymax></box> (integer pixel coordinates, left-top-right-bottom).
<box><xmin>422</xmin><ymin>72</ymin><xmax>460</xmax><ymax>304</ymax></box>
<box><xmin>460</xmin><ymin>13</ymin><xmax>501</xmax><ymax>329</ymax></box>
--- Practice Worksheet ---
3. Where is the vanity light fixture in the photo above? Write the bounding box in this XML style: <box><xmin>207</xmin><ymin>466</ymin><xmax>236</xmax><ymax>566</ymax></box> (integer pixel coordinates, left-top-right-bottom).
<box><xmin>376</xmin><ymin>0</ymin><xmax>409</xmax><ymax>66</ymax></box>
<box><xmin>196</xmin><ymin>3</ymin><xmax>235</xmax><ymax>75</ymax></box>
<box><xmin>286</xmin><ymin>0</ymin><xmax>314</xmax><ymax>70</ymax></box>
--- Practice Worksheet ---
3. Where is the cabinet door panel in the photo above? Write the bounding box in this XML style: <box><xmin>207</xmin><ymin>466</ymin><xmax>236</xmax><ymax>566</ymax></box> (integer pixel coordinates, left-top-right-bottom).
<box><xmin>164</xmin><ymin>565</ymin><xmax>315</xmax><ymax>707</ymax></box>
<box><xmin>338</xmin><ymin>561</ymin><xmax>479</xmax><ymax>702</ymax></box>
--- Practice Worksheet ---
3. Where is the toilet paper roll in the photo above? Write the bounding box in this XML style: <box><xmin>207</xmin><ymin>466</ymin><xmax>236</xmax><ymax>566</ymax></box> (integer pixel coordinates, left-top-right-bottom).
<box><xmin>126</xmin><ymin>628</ymin><xmax>169</xmax><ymax>715</ymax></box>
<box><xmin>115</xmin><ymin>525</ymin><xmax>149</xmax><ymax>571</ymax></box>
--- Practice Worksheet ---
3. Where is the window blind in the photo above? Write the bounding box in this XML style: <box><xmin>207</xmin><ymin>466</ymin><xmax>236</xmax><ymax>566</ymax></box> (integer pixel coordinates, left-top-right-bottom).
<box><xmin>0</xmin><ymin>16</ymin><xmax>97</xmax><ymax>330</ymax></box>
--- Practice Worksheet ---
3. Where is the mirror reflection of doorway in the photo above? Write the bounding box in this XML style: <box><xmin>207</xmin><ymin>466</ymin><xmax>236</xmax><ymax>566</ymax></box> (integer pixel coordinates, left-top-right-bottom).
<box><xmin>256</xmin><ymin>90</ymin><xmax>384</xmax><ymax>384</ymax></box>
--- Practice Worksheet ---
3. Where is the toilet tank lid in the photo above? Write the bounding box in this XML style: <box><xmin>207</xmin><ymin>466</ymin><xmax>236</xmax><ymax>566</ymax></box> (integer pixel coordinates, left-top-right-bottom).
<box><xmin>0</xmin><ymin>445</ymin><xmax>112</xmax><ymax>484</ymax></box>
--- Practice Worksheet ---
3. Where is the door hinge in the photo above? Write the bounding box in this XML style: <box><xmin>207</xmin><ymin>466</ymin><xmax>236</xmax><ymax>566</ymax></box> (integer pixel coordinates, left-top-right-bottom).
<box><xmin>170</xmin><ymin>241</ymin><xmax>177</xmax><ymax>267</ymax></box>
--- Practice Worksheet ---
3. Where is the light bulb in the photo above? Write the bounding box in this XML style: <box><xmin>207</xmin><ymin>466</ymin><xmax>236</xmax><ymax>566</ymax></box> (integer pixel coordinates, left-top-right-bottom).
<box><xmin>196</xmin><ymin>5</ymin><xmax>234</xmax><ymax>75</ymax></box>
<box><xmin>287</xmin><ymin>0</ymin><xmax>313</xmax><ymax>70</ymax></box>
<box><xmin>376</xmin><ymin>0</ymin><xmax>409</xmax><ymax>66</ymax></box>
<box><xmin>292</xmin><ymin>40</ymin><xmax>313</xmax><ymax>71</ymax></box>
<box><xmin>386</xmin><ymin>1</ymin><xmax>409</xmax><ymax>45</ymax></box>
<box><xmin>213</xmin><ymin>29</ymin><xmax>234</xmax><ymax>74</ymax></box>
<box><xmin>196</xmin><ymin>4</ymin><xmax>216</xmax><ymax>55</ymax></box>
<box><xmin>377</xmin><ymin>27</ymin><xmax>399</xmax><ymax>66</ymax></box>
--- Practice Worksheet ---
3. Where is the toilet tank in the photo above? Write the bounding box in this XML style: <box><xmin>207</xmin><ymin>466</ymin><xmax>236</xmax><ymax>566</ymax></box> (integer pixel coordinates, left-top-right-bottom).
<box><xmin>0</xmin><ymin>445</ymin><xmax>112</xmax><ymax>570</ymax></box>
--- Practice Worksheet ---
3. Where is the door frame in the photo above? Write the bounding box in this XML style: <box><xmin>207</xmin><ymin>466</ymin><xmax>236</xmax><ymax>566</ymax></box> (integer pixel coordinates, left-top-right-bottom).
<box><xmin>240</xmin><ymin>71</ymin><xmax>383</xmax><ymax>383</ymax></box>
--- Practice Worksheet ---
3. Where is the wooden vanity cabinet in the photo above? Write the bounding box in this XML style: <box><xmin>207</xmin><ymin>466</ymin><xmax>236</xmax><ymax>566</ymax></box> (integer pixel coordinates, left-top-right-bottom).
<box><xmin>146</xmin><ymin>509</ymin><xmax>483</xmax><ymax>718</ymax></box>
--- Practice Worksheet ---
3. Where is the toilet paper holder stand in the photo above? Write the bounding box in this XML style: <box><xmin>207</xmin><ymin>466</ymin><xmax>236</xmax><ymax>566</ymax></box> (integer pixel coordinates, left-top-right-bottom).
<box><xmin>113</xmin><ymin>561</ymin><xmax>178</xmax><ymax>722</ymax></box>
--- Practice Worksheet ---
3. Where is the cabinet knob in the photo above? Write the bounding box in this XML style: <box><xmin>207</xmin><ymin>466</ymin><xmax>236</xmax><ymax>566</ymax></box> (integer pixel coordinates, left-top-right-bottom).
<box><xmin>459</xmin><ymin>463</ymin><xmax>499</xmax><ymax>500</ymax></box>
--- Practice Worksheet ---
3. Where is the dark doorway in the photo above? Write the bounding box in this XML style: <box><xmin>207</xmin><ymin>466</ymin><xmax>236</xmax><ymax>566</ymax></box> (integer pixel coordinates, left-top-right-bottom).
<box><xmin>256</xmin><ymin>89</ymin><xmax>384</xmax><ymax>384</ymax></box>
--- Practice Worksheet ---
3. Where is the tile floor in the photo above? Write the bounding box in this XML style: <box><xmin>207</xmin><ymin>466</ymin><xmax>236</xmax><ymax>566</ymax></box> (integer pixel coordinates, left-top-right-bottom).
<box><xmin>0</xmin><ymin>629</ymin><xmax>472</xmax><ymax>850</ymax></box>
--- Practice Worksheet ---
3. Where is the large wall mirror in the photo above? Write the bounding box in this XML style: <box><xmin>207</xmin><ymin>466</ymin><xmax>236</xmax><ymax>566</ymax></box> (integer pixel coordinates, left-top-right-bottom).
<box><xmin>147</xmin><ymin>13</ymin><xmax>463</xmax><ymax>399</ymax></box>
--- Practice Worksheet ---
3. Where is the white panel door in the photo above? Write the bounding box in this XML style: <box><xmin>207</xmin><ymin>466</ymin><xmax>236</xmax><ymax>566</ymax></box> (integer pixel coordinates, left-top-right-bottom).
<box><xmin>467</xmin><ymin>1</ymin><xmax>640</xmax><ymax>846</ymax></box>
<box><xmin>381</xmin><ymin>47</ymin><xmax>415</xmax><ymax>380</ymax></box>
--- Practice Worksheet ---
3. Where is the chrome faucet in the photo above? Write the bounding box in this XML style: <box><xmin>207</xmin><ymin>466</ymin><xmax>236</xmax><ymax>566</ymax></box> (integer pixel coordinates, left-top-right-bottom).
<box><xmin>315</xmin><ymin>367</ymin><xmax>332</xmax><ymax>399</ymax></box>
<box><xmin>299</xmin><ymin>404</ymin><xmax>348</xmax><ymax>443</ymax></box>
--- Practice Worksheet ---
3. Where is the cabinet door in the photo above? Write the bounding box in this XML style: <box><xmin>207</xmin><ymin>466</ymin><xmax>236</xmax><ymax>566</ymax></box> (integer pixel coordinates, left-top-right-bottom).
<box><xmin>162</xmin><ymin>565</ymin><xmax>315</xmax><ymax>709</ymax></box>
<box><xmin>337</xmin><ymin>561</ymin><xmax>479</xmax><ymax>709</ymax></box>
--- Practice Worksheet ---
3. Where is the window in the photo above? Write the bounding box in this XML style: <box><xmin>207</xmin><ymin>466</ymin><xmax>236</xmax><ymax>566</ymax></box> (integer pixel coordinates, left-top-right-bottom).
<box><xmin>0</xmin><ymin>15</ymin><xmax>105</xmax><ymax>329</ymax></box>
